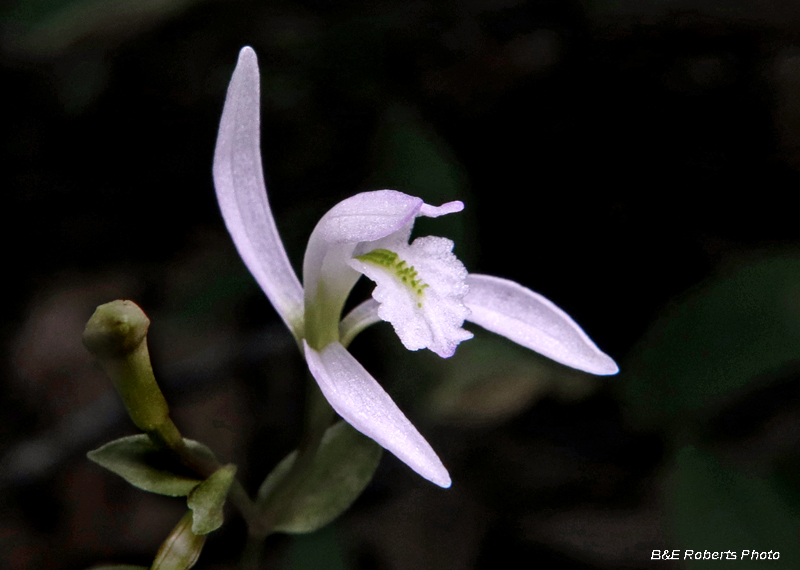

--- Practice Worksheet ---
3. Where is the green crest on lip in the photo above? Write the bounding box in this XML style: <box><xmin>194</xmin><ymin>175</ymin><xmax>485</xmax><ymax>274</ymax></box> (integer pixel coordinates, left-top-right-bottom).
<box><xmin>356</xmin><ymin>249</ymin><xmax>429</xmax><ymax>305</ymax></box>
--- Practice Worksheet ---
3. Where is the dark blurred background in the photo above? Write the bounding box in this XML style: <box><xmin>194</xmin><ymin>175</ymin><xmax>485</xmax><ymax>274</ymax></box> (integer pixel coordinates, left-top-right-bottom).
<box><xmin>3</xmin><ymin>0</ymin><xmax>800</xmax><ymax>568</ymax></box>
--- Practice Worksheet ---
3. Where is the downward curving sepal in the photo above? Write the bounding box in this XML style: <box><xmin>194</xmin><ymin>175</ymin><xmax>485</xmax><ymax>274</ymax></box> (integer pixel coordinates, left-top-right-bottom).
<box><xmin>302</xmin><ymin>340</ymin><xmax>451</xmax><ymax>487</ymax></box>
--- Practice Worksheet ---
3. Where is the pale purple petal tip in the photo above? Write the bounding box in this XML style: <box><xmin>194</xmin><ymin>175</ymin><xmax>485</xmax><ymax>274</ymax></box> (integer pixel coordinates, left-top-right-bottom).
<box><xmin>464</xmin><ymin>274</ymin><xmax>619</xmax><ymax>376</ymax></box>
<box><xmin>419</xmin><ymin>200</ymin><xmax>464</xmax><ymax>218</ymax></box>
<box><xmin>303</xmin><ymin>340</ymin><xmax>452</xmax><ymax>488</ymax></box>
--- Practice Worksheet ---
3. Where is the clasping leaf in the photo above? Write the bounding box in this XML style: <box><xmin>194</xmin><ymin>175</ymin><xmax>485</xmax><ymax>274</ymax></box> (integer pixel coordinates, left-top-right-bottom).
<box><xmin>87</xmin><ymin>435</ymin><xmax>217</xmax><ymax>497</ymax></box>
<box><xmin>257</xmin><ymin>421</ymin><xmax>382</xmax><ymax>533</ymax></box>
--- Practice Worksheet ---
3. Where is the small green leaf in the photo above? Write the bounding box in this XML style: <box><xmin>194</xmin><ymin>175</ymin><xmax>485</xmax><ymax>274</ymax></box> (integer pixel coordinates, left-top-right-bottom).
<box><xmin>187</xmin><ymin>464</ymin><xmax>237</xmax><ymax>535</ymax></box>
<box><xmin>87</xmin><ymin>435</ymin><xmax>217</xmax><ymax>497</ymax></box>
<box><xmin>257</xmin><ymin>421</ymin><xmax>382</xmax><ymax>534</ymax></box>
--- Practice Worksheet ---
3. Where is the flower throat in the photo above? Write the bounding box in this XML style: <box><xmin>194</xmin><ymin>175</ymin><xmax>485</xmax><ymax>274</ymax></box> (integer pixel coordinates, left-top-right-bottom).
<box><xmin>356</xmin><ymin>248</ymin><xmax>429</xmax><ymax>305</ymax></box>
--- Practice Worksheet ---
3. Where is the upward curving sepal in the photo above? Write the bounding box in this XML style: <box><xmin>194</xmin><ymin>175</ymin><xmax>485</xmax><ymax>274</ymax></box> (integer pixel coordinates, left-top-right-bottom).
<box><xmin>213</xmin><ymin>46</ymin><xmax>304</xmax><ymax>337</ymax></box>
<box><xmin>303</xmin><ymin>340</ymin><xmax>451</xmax><ymax>487</ymax></box>
<box><xmin>463</xmin><ymin>274</ymin><xmax>619</xmax><ymax>375</ymax></box>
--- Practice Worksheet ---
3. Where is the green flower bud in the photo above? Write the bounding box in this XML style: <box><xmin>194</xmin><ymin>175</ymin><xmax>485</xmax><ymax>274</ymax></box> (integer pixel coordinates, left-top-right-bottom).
<box><xmin>83</xmin><ymin>300</ymin><xmax>150</xmax><ymax>358</ymax></box>
<box><xmin>83</xmin><ymin>300</ymin><xmax>171</xmax><ymax>435</ymax></box>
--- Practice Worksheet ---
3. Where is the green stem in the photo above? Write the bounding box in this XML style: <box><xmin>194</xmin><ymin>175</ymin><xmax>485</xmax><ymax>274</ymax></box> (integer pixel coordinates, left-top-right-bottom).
<box><xmin>149</xmin><ymin>417</ymin><xmax>259</xmax><ymax>528</ymax></box>
<box><xmin>239</xmin><ymin>535</ymin><xmax>265</xmax><ymax>570</ymax></box>
<box><xmin>251</xmin><ymin>375</ymin><xmax>334</xmax><ymax>539</ymax></box>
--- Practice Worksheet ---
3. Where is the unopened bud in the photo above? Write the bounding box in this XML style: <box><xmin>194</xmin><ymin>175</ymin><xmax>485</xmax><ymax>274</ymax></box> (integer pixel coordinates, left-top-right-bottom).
<box><xmin>83</xmin><ymin>300</ymin><xmax>171</xmax><ymax>434</ymax></box>
<box><xmin>83</xmin><ymin>300</ymin><xmax>149</xmax><ymax>358</ymax></box>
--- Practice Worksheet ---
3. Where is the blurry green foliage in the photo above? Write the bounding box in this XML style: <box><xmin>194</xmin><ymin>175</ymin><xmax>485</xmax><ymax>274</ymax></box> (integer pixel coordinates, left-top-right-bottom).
<box><xmin>666</xmin><ymin>445</ymin><xmax>800</xmax><ymax>567</ymax></box>
<box><xmin>620</xmin><ymin>252</ymin><xmax>800</xmax><ymax>564</ymax></box>
<box><xmin>5</xmin><ymin>0</ymin><xmax>200</xmax><ymax>56</ymax></box>
<box><xmin>622</xmin><ymin>253</ymin><xmax>800</xmax><ymax>429</ymax></box>
<box><xmin>160</xmin><ymin>240</ymin><xmax>259</xmax><ymax>326</ymax></box>
<box><xmin>289</xmin><ymin>525</ymin><xmax>347</xmax><ymax>570</ymax></box>
<box><xmin>6</xmin><ymin>0</ymin><xmax>86</xmax><ymax>28</ymax></box>
<box><xmin>772</xmin><ymin>453</ymin><xmax>800</xmax><ymax>515</ymax></box>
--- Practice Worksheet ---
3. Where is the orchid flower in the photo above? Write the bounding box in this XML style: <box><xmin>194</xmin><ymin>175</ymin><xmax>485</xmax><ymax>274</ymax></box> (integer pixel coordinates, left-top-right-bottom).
<box><xmin>212</xmin><ymin>47</ymin><xmax>618</xmax><ymax>489</ymax></box>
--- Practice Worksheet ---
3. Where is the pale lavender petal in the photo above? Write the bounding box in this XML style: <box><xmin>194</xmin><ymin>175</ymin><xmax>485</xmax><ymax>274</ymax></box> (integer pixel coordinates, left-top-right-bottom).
<box><xmin>213</xmin><ymin>46</ymin><xmax>304</xmax><ymax>337</ymax></box>
<box><xmin>339</xmin><ymin>298</ymin><xmax>381</xmax><ymax>348</ymax></box>
<box><xmin>303</xmin><ymin>340</ymin><xmax>451</xmax><ymax>487</ymax></box>
<box><xmin>316</xmin><ymin>190</ymin><xmax>423</xmax><ymax>244</ymax></box>
<box><xmin>464</xmin><ymin>274</ymin><xmax>619</xmax><ymax>375</ymax></box>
